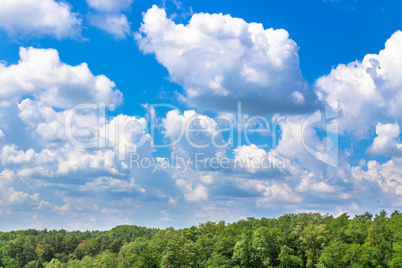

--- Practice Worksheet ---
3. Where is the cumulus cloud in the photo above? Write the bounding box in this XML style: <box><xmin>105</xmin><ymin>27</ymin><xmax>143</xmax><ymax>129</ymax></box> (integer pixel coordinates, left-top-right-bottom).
<box><xmin>157</xmin><ymin>109</ymin><xmax>360</xmax><ymax>214</ymax></box>
<box><xmin>1</xmin><ymin>11</ymin><xmax>402</xmax><ymax>228</ymax></box>
<box><xmin>162</xmin><ymin>109</ymin><xmax>226</xmax><ymax>159</ymax></box>
<box><xmin>17</xmin><ymin>99</ymin><xmax>100</xmax><ymax>146</ymax></box>
<box><xmin>1</xmin><ymin>144</ymin><xmax>55</xmax><ymax>166</ymax></box>
<box><xmin>0</xmin><ymin>50</ymin><xmax>156</xmax><ymax>223</ymax></box>
<box><xmin>88</xmin><ymin>14</ymin><xmax>130</xmax><ymax>39</ymax></box>
<box><xmin>137</xmin><ymin>5</ymin><xmax>319</xmax><ymax>114</ymax></box>
<box><xmin>56</xmin><ymin>147</ymin><xmax>121</xmax><ymax>176</ymax></box>
<box><xmin>316</xmin><ymin>31</ymin><xmax>402</xmax><ymax>137</ymax></box>
<box><xmin>0</xmin><ymin>0</ymin><xmax>81</xmax><ymax>39</ymax></box>
<box><xmin>86</xmin><ymin>0</ymin><xmax>132</xmax><ymax>38</ymax></box>
<box><xmin>368</xmin><ymin>122</ymin><xmax>402</xmax><ymax>157</ymax></box>
<box><xmin>176</xmin><ymin>180</ymin><xmax>208</xmax><ymax>202</ymax></box>
<box><xmin>0</xmin><ymin>143</ymin><xmax>124</xmax><ymax>179</ymax></box>
<box><xmin>352</xmin><ymin>159</ymin><xmax>402</xmax><ymax>204</ymax></box>
<box><xmin>0</xmin><ymin>47</ymin><xmax>123</xmax><ymax>108</ymax></box>
<box><xmin>156</xmin><ymin>108</ymin><xmax>371</xmax><ymax>213</ymax></box>
<box><xmin>1</xmin><ymin>101</ymin><xmax>153</xmax><ymax>178</ymax></box>
<box><xmin>256</xmin><ymin>183</ymin><xmax>302</xmax><ymax>207</ymax></box>
<box><xmin>368</xmin><ymin>123</ymin><xmax>402</xmax><ymax>156</ymax></box>
<box><xmin>275</xmin><ymin>116</ymin><xmax>338</xmax><ymax>171</ymax></box>
<box><xmin>233</xmin><ymin>144</ymin><xmax>286</xmax><ymax>174</ymax></box>
<box><xmin>296</xmin><ymin>175</ymin><xmax>336</xmax><ymax>194</ymax></box>
<box><xmin>0</xmin><ymin>169</ymin><xmax>48</xmax><ymax>217</ymax></box>
<box><xmin>0</xmin><ymin>98</ymin><xmax>158</xmax><ymax>225</ymax></box>
<box><xmin>100</xmin><ymin>114</ymin><xmax>152</xmax><ymax>160</ymax></box>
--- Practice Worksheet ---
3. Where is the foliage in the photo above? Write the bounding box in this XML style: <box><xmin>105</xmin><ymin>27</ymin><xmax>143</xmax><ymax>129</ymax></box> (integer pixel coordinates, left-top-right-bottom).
<box><xmin>0</xmin><ymin>211</ymin><xmax>400</xmax><ymax>267</ymax></box>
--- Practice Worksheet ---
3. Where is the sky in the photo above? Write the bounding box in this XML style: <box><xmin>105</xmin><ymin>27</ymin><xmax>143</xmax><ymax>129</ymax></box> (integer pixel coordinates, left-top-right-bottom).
<box><xmin>0</xmin><ymin>0</ymin><xmax>401</xmax><ymax>231</ymax></box>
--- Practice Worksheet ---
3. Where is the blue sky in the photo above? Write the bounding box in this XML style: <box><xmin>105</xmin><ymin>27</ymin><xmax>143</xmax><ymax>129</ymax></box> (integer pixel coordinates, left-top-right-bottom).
<box><xmin>0</xmin><ymin>0</ymin><xmax>401</xmax><ymax>231</ymax></box>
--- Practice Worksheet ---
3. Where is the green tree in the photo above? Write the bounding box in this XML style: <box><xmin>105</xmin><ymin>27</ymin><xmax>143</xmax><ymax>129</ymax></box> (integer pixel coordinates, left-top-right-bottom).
<box><xmin>278</xmin><ymin>245</ymin><xmax>302</xmax><ymax>268</ymax></box>
<box><xmin>46</xmin><ymin>258</ymin><xmax>64</xmax><ymax>268</ymax></box>
<box><xmin>232</xmin><ymin>236</ymin><xmax>250</xmax><ymax>267</ymax></box>
<box><xmin>119</xmin><ymin>237</ymin><xmax>155</xmax><ymax>268</ymax></box>
<box><xmin>302</xmin><ymin>223</ymin><xmax>329</xmax><ymax>267</ymax></box>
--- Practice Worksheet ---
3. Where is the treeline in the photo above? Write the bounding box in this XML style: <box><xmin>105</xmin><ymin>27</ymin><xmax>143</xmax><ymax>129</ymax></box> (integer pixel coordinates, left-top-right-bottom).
<box><xmin>0</xmin><ymin>210</ymin><xmax>401</xmax><ymax>267</ymax></box>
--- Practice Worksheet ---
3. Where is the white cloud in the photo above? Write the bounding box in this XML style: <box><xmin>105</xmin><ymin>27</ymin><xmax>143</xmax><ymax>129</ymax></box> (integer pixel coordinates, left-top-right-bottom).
<box><xmin>1</xmin><ymin>144</ymin><xmax>55</xmax><ymax>166</ymax></box>
<box><xmin>0</xmin><ymin>143</ymin><xmax>123</xmax><ymax>179</ymax></box>
<box><xmin>55</xmin><ymin>197</ymin><xmax>99</xmax><ymax>212</ymax></box>
<box><xmin>86</xmin><ymin>0</ymin><xmax>132</xmax><ymax>38</ymax></box>
<box><xmin>233</xmin><ymin>144</ymin><xmax>285</xmax><ymax>173</ymax></box>
<box><xmin>1</xmin><ymin>20</ymin><xmax>402</xmax><ymax>228</ymax></box>
<box><xmin>176</xmin><ymin>179</ymin><xmax>208</xmax><ymax>202</ymax></box>
<box><xmin>18</xmin><ymin>99</ymin><xmax>97</xmax><ymax>144</ymax></box>
<box><xmin>0</xmin><ymin>0</ymin><xmax>81</xmax><ymax>39</ymax></box>
<box><xmin>352</xmin><ymin>159</ymin><xmax>402</xmax><ymax>203</ymax></box>
<box><xmin>0</xmin><ymin>169</ymin><xmax>46</xmax><ymax>214</ymax></box>
<box><xmin>256</xmin><ymin>183</ymin><xmax>302</xmax><ymax>207</ymax></box>
<box><xmin>0</xmin><ymin>47</ymin><xmax>123</xmax><ymax>108</ymax></box>
<box><xmin>16</xmin><ymin>98</ymin><xmax>110</xmax><ymax>151</ymax></box>
<box><xmin>80</xmin><ymin>177</ymin><xmax>145</xmax><ymax>193</ymax></box>
<box><xmin>234</xmin><ymin>145</ymin><xmax>268</xmax><ymax>171</ymax></box>
<box><xmin>56</xmin><ymin>147</ymin><xmax>121</xmax><ymax>176</ymax></box>
<box><xmin>296</xmin><ymin>175</ymin><xmax>335</xmax><ymax>193</ymax></box>
<box><xmin>275</xmin><ymin>116</ymin><xmax>336</xmax><ymax>170</ymax></box>
<box><xmin>0</xmin><ymin>107</ymin><xmax>153</xmax><ymax>178</ymax></box>
<box><xmin>162</xmin><ymin>110</ymin><xmax>226</xmax><ymax>159</ymax></box>
<box><xmin>0</xmin><ymin>169</ymin><xmax>15</xmax><ymax>186</ymax></box>
<box><xmin>100</xmin><ymin>114</ymin><xmax>152</xmax><ymax>160</ymax></box>
<box><xmin>369</xmin><ymin>122</ymin><xmax>402</xmax><ymax>157</ymax></box>
<box><xmin>137</xmin><ymin>5</ymin><xmax>318</xmax><ymax>114</ymax></box>
<box><xmin>86</xmin><ymin>0</ymin><xmax>133</xmax><ymax>13</ymax></box>
<box><xmin>7</xmin><ymin>190</ymin><xmax>40</xmax><ymax>205</ymax></box>
<box><xmin>235</xmin><ymin>179</ymin><xmax>267</xmax><ymax>195</ymax></box>
<box><xmin>89</xmin><ymin>14</ymin><xmax>130</xmax><ymax>39</ymax></box>
<box><xmin>316</xmin><ymin>30</ymin><xmax>402</xmax><ymax>137</ymax></box>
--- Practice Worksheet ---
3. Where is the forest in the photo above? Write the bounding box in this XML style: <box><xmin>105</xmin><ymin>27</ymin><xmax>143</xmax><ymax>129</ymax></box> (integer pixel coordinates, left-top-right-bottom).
<box><xmin>0</xmin><ymin>210</ymin><xmax>401</xmax><ymax>268</ymax></box>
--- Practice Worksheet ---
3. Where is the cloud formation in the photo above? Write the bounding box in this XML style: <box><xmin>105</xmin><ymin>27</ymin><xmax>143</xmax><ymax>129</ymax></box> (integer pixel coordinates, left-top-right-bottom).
<box><xmin>0</xmin><ymin>7</ymin><xmax>402</xmax><ymax>229</ymax></box>
<box><xmin>369</xmin><ymin>123</ymin><xmax>402</xmax><ymax>157</ymax></box>
<box><xmin>88</xmin><ymin>14</ymin><xmax>130</xmax><ymax>39</ymax></box>
<box><xmin>316</xmin><ymin>31</ymin><xmax>402</xmax><ymax>137</ymax></box>
<box><xmin>86</xmin><ymin>0</ymin><xmax>132</xmax><ymax>38</ymax></box>
<box><xmin>137</xmin><ymin>5</ymin><xmax>319</xmax><ymax>114</ymax></box>
<box><xmin>0</xmin><ymin>0</ymin><xmax>81</xmax><ymax>39</ymax></box>
<box><xmin>0</xmin><ymin>47</ymin><xmax>123</xmax><ymax>108</ymax></box>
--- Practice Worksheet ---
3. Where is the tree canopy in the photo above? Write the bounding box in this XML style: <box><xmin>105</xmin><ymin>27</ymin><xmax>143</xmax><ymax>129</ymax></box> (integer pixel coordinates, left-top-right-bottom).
<box><xmin>0</xmin><ymin>210</ymin><xmax>401</xmax><ymax>267</ymax></box>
